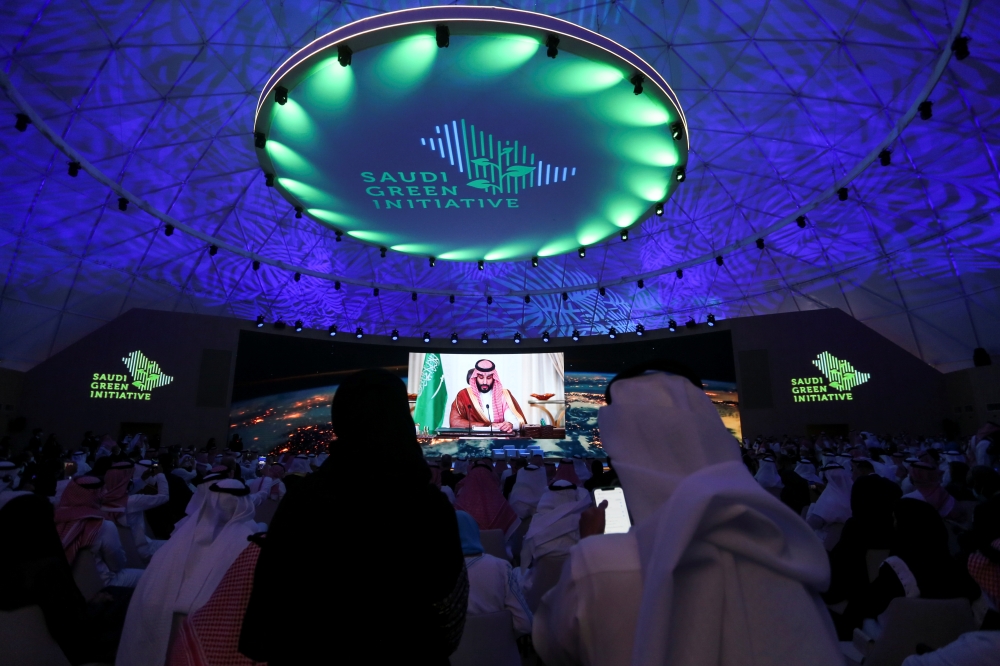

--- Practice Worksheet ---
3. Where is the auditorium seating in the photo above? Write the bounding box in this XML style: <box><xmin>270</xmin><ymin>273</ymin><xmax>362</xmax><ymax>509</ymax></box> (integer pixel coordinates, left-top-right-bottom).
<box><xmin>842</xmin><ymin>597</ymin><xmax>975</xmax><ymax>666</ymax></box>
<box><xmin>449</xmin><ymin>610</ymin><xmax>520</xmax><ymax>666</ymax></box>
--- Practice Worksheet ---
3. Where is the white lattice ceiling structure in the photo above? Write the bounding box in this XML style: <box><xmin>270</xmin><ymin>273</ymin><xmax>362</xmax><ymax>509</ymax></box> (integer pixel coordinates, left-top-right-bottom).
<box><xmin>0</xmin><ymin>0</ymin><xmax>997</xmax><ymax>372</ymax></box>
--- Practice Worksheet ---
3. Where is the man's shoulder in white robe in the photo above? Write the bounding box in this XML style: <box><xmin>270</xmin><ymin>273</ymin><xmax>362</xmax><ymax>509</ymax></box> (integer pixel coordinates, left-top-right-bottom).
<box><xmin>533</xmin><ymin>532</ymin><xmax>642</xmax><ymax>666</ymax></box>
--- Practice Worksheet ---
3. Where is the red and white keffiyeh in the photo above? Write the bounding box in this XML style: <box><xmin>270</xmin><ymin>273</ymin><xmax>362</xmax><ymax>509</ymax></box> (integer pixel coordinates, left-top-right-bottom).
<box><xmin>469</xmin><ymin>363</ymin><xmax>509</xmax><ymax>423</ymax></box>
<box><xmin>54</xmin><ymin>476</ymin><xmax>106</xmax><ymax>564</ymax></box>
<box><xmin>168</xmin><ymin>542</ymin><xmax>265</xmax><ymax>666</ymax></box>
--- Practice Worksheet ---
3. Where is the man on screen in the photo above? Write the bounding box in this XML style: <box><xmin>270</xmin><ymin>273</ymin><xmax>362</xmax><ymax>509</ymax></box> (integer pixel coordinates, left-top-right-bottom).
<box><xmin>449</xmin><ymin>359</ymin><xmax>527</xmax><ymax>432</ymax></box>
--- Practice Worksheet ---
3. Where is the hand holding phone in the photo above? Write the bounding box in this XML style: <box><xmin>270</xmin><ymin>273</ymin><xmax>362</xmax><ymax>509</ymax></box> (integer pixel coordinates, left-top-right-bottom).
<box><xmin>593</xmin><ymin>487</ymin><xmax>632</xmax><ymax>534</ymax></box>
<box><xmin>579</xmin><ymin>500</ymin><xmax>607</xmax><ymax>538</ymax></box>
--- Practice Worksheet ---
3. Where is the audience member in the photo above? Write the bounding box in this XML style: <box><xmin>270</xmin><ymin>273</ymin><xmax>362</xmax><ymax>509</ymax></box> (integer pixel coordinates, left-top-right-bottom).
<box><xmin>118</xmin><ymin>479</ymin><xmax>258</xmax><ymax>665</ymax></box>
<box><xmin>55</xmin><ymin>476</ymin><xmax>143</xmax><ymax>588</ymax></box>
<box><xmin>456</xmin><ymin>510</ymin><xmax>532</xmax><ymax>636</ymax></box>
<box><xmin>533</xmin><ymin>370</ymin><xmax>842</xmax><ymax>665</ymax></box>
<box><xmin>806</xmin><ymin>463</ymin><xmax>853</xmax><ymax>538</ymax></box>
<box><xmin>455</xmin><ymin>460</ymin><xmax>521</xmax><ymax>540</ymax></box>
<box><xmin>508</xmin><ymin>456</ymin><xmax>548</xmax><ymax>518</ymax></box>
<box><xmin>520</xmin><ymin>478</ymin><xmax>590</xmax><ymax>577</ymax></box>
<box><xmin>239</xmin><ymin>369</ymin><xmax>467</xmax><ymax>665</ymax></box>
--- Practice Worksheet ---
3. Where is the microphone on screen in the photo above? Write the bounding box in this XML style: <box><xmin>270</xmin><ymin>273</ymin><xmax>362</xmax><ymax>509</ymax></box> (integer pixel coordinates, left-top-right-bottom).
<box><xmin>486</xmin><ymin>403</ymin><xmax>493</xmax><ymax>434</ymax></box>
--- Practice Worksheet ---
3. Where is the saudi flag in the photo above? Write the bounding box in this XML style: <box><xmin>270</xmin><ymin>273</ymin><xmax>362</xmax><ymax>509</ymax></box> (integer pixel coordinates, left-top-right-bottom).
<box><xmin>413</xmin><ymin>353</ymin><xmax>447</xmax><ymax>431</ymax></box>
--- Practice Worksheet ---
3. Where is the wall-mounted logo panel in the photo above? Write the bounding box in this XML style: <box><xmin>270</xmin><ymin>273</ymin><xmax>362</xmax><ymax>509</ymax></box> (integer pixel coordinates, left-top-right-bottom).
<box><xmin>90</xmin><ymin>350</ymin><xmax>174</xmax><ymax>401</ymax></box>
<box><xmin>790</xmin><ymin>352</ymin><xmax>871</xmax><ymax>403</ymax></box>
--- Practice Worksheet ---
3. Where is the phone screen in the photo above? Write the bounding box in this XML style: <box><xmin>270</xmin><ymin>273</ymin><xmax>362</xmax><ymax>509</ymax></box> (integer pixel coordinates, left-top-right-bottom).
<box><xmin>594</xmin><ymin>487</ymin><xmax>631</xmax><ymax>534</ymax></box>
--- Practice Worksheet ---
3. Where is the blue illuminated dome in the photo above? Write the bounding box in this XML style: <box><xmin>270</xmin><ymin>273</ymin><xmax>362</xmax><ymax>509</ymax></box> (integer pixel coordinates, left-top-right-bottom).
<box><xmin>0</xmin><ymin>0</ymin><xmax>995</xmax><ymax>372</ymax></box>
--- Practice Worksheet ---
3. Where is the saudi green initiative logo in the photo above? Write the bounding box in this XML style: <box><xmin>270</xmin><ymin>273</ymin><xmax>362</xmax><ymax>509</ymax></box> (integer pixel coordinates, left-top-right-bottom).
<box><xmin>790</xmin><ymin>351</ymin><xmax>871</xmax><ymax>403</ymax></box>
<box><xmin>90</xmin><ymin>350</ymin><xmax>174</xmax><ymax>401</ymax></box>
<box><xmin>363</xmin><ymin>120</ymin><xmax>575</xmax><ymax>210</ymax></box>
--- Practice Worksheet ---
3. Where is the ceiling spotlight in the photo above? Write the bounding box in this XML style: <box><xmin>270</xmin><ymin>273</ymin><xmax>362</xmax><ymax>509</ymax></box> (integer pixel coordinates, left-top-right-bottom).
<box><xmin>756</xmin><ymin>238</ymin><xmax>765</xmax><ymax>250</ymax></box>
<box><xmin>264</xmin><ymin>172</ymin><xmax>274</xmax><ymax>187</ymax></box>
<box><xmin>117</xmin><ymin>197</ymin><xmax>128</xmax><ymax>211</ymax></box>
<box><xmin>423</xmin><ymin>332</ymin><xmax>431</xmax><ymax>343</ymax></box>
<box><xmin>338</xmin><ymin>43</ymin><xmax>352</xmax><ymax>67</ymax></box>
<box><xmin>429</xmin><ymin>257</ymin><xmax>436</xmax><ymax>267</ymax></box>
<box><xmin>514</xmin><ymin>333</ymin><xmax>522</xmax><ymax>344</ymax></box>
<box><xmin>355</xmin><ymin>327</ymin><xmax>363</xmax><ymax>339</ymax></box>
<box><xmin>254</xmin><ymin>132</ymin><xmax>266</xmax><ymax>149</ymax></box>
<box><xmin>655</xmin><ymin>201</ymin><xmax>664</xmax><ymax>216</ymax></box>
<box><xmin>952</xmin><ymin>35</ymin><xmax>970</xmax><ymax>60</ymax></box>
<box><xmin>562</xmin><ymin>292</ymin><xmax>569</xmax><ymax>301</ymax></box>
<box><xmin>328</xmin><ymin>324</ymin><xmax>337</xmax><ymax>336</ymax></box>
<box><xmin>796</xmin><ymin>215</ymin><xmax>807</xmax><ymax>228</ymax></box>
<box><xmin>294</xmin><ymin>320</ymin><xmax>303</xmax><ymax>332</ymax></box>
<box><xmin>918</xmin><ymin>100</ymin><xmax>933</xmax><ymax>120</ymax></box>
<box><xmin>274</xmin><ymin>320</ymin><xmax>286</xmax><ymax>330</ymax></box>
<box><xmin>436</xmin><ymin>24</ymin><xmax>450</xmax><ymax>48</ymax></box>
<box><xmin>411</xmin><ymin>292</ymin><xmax>417</xmax><ymax>301</ymax></box>
<box><xmin>578</xmin><ymin>247</ymin><xmax>586</xmax><ymax>258</ymax></box>
<box><xmin>670</xmin><ymin>122</ymin><xmax>684</xmax><ymax>141</ymax></box>
<box><xmin>879</xmin><ymin>149</ymin><xmax>891</xmax><ymax>166</ymax></box>
<box><xmin>256</xmin><ymin>315</ymin><xmax>265</xmax><ymax>328</ymax></box>
<box><xmin>524</xmin><ymin>294</ymin><xmax>531</xmax><ymax>304</ymax></box>
<box><xmin>630</xmin><ymin>73</ymin><xmax>644</xmax><ymax>95</ymax></box>
<box><xmin>252</xmin><ymin>260</ymin><xmax>261</xmax><ymax>271</ymax></box>
<box><xmin>686</xmin><ymin>318</ymin><xmax>697</xmax><ymax>329</ymax></box>
<box><xmin>209</xmin><ymin>244</ymin><xmax>218</xmax><ymax>256</ymax></box>
<box><xmin>335</xmin><ymin>231</ymin><xmax>343</xmax><ymax>242</ymax></box>
<box><xmin>481</xmin><ymin>332</ymin><xmax>489</xmax><ymax>344</ymax></box>
<box><xmin>274</xmin><ymin>86</ymin><xmax>288</xmax><ymax>105</ymax></box>
<box><xmin>599</xmin><ymin>286</ymin><xmax>606</xmax><ymax>297</ymax></box>
<box><xmin>449</xmin><ymin>295</ymin><xmax>455</xmax><ymax>304</ymax></box>
<box><xmin>373</xmin><ymin>287</ymin><xmax>379</xmax><ymax>296</ymax></box>
<box><xmin>707</xmin><ymin>314</ymin><xmax>716</xmax><ymax>327</ymax></box>
<box><xmin>294</xmin><ymin>272</ymin><xmax>301</xmax><ymax>282</ymax></box>
<box><xmin>715</xmin><ymin>255</ymin><xmax>724</xmax><ymax>266</ymax></box>
<box><xmin>546</xmin><ymin>35</ymin><xmax>560</xmax><ymax>58</ymax></box>
<box><xmin>478</xmin><ymin>260</ymin><xmax>485</xmax><ymax>270</ymax></box>
<box><xmin>637</xmin><ymin>279</ymin><xmax>644</xmax><ymax>289</ymax></box>
<box><xmin>676</xmin><ymin>269</ymin><xmax>683</xmax><ymax>279</ymax></box>
<box><xmin>334</xmin><ymin>280</ymin><xmax>341</xmax><ymax>290</ymax></box>
<box><xmin>164</xmin><ymin>224</ymin><xmax>174</xmax><ymax>236</ymax></box>
<box><xmin>542</xmin><ymin>331</ymin><xmax>550</xmax><ymax>343</ymax></box>
<box><xmin>675</xmin><ymin>166</ymin><xmax>687</xmax><ymax>183</ymax></box>
<box><xmin>14</xmin><ymin>113</ymin><xmax>30</xmax><ymax>132</ymax></box>
<box><xmin>636</xmin><ymin>324</ymin><xmax>645</xmax><ymax>336</ymax></box>
<box><xmin>531</xmin><ymin>256</ymin><xmax>538</xmax><ymax>267</ymax></box>
<box><xmin>391</xmin><ymin>329</ymin><xmax>399</xmax><ymax>341</ymax></box>
<box><xmin>620</xmin><ymin>229</ymin><xmax>628</xmax><ymax>241</ymax></box>
<box><xmin>608</xmin><ymin>327</ymin><xmax>617</xmax><ymax>339</ymax></box>
<box><xmin>838</xmin><ymin>187</ymin><xmax>849</xmax><ymax>201</ymax></box>
<box><xmin>295</xmin><ymin>206</ymin><xmax>303</xmax><ymax>219</ymax></box>
<box><xmin>571</xmin><ymin>330</ymin><xmax>580</xmax><ymax>341</ymax></box>
<box><xmin>379</xmin><ymin>247</ymin><xmax>387</xmax><ymax>258</ymax></box>
<box><xmin>451</xmin><ymin>332</ymin><xmax>458</xmax><ymax>344</ymax></box>
<box><xmin>68</xmin><ymin>161</ymin><xmax>81</xmax><ymax>177</ymax></box>
<box><xmin>486</xmin><ymin>295</ymin><xmax>493</xmax><ymax>305</ymax></box>
<box><xmin>668</xmin><ymin>319</ymin><xmax>677</xmax><ymax>332</ymax></box>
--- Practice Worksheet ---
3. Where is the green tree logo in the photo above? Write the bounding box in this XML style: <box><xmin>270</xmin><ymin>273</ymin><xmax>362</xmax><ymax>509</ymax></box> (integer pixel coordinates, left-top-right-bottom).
<box><xmin>812</xmin><ymin>352</ymin><xmax>870</xmax><ymax>392</ymax></box>
<box><xmin>422</xmin><ymin>119</ymin><xmax>575</xmax><ymax>195</ymax></box>
<box><xmin>122</xmin><ymin>350</ymin><xmax>174</xmax><ymax>392</ymax></box>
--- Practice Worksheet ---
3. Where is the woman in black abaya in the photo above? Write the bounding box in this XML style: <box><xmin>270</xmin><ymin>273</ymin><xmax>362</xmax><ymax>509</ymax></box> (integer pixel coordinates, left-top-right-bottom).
<box><xmin>239</xmin><ymin>369</ymin><xmax>467</xmax><ymax>665</ymax></box>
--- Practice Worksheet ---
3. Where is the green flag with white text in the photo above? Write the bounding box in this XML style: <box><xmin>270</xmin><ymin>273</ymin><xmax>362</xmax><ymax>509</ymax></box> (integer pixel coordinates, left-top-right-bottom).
<box><xmin>413</xmin><ymin>353</ymin><xmax>447</xmax><ymax>432</ymax></box>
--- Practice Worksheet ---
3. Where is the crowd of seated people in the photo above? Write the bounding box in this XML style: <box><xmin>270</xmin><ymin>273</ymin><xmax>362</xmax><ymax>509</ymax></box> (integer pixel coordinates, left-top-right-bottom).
<box><xmin>1</xmin><ymin>369</ymin><xmax>998</xmax><ymax>665</ymax></box>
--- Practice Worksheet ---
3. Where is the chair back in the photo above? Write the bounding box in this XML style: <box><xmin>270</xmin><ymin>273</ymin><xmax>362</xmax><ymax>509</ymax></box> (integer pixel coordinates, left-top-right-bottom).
<box><xmin>865</xmin><ymin>549</ymin><xmax>890</xmax><ymax>583</ymax></box>
<box><xmin>480</xmin><ymin>529</ymin><xmax>508</xmax><ymax>561</ymax></box>
<box><xmin>71</xmin><ymin>547</ymin><xmax>104</xmax><ymax>601</ymax></box>
<box><xmin>0</xmin><ymin>605</ymin><xmax>72</xmax><ymax>666</ymax></box>
<box><xmin>118</xmin><ymin>524</ymin><xmax>145</xmax><ymax>568</ymax></box>
<box><xmin>865</xmin><ymin>597</ymin><xmax>975</xmax><ymax>666</ymax></box>
<box><xmin>449</xmin><ymin>610</ymin><xmax>520</xmax><ymax>666</ymax></box>
<box><xmin>524</xmin><ymin>554</ymin><xmax>568</xmax><ymax>612</ymax></box>
<box><xmin>254</xmin><ymin>497</ymin><xmax>281</xmax><ymax>526</ymax></box>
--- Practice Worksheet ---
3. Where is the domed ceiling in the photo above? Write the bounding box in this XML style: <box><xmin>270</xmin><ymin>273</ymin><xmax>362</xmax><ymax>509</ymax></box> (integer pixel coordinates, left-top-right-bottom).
<box><xmin>0</xmin><ymin>0</ymin><xmax>997</xmax><ymax>372</ymax></box>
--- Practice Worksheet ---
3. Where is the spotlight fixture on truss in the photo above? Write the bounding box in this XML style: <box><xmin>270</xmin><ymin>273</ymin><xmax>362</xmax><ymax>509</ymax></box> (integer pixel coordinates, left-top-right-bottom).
<box><xmin>608</xmin><ymin>327</ymin><xmax>617</xmax><ymax>339</ymax></box>
<box><xmin>542</xmin><ymin>331</ymin><xmax>550</xmax><ymax>343</ymax></box>
<box><xmin>117</xmin><ymin>197</ymin><xmax>128</xmax><ymax>211</ymax></box>
<box><xmin>630</xmin><ymin>73</ymin><xmax>644</xmax><ymax>95</ymax></box>
<box><xmin>451</xmin><ymin>332</ymin><xmax>458</xmax><ymax>344</ymax></box>
<box><xmin>68</xmin><ymin>161</ymin><xmax>80</xmax><ymax>177</ymax></box>
<box><xmin>571</xmin><ymin>330</ymin><xmax>580</xmax><ymax>341</ymax></box>
<box><xmin>918</xmin><ymin>100</ymin><xmax>933</xmax><ymax>120</ymax></box>
<box><xmin>423</xmin><ymin>332</ymin><xmax>431</xmax><ymax>343</ymax></box>
<box><xmin>294</xmin><ymin>320</ymin><xmax>303</xmax><ymax>332</ymax></box>
<box><xmin>164</xmin><ymin>224</ymin><xmax>174</xmax><ymax>236</ymax></box>
<box><xmin>355</xmin><ymin>327</ymin><xmax>363</xmax><ymax>339</ymax></box>
<box><xmin>14</xmin><ymin>113</ymin><xmax>30</xmax><ymax>132</ymax></box>
<box><xmin>707</xmin><ymin>314</ymin><xmax>716</xmax><ymax>327</ymax></box>
<box><xmin>546</xmin><ymin>35</ymin><xmax>559</xmax><ymax>58</ymax></box>
<box><xmin>338</xmin><ymin>44</ymin><xmax>352</xmax><ymax>66</ymax></box>
<box><xmin>328</xmin><ymin>324</ymin><xmax>337</xmax><ymax>337</ymax></box>
<box><xmin>838</xmin><ymin>187</ymin><xmax>849</xmax><ymax>201</ymax></box>
<box><xmin>391</xmin><ymin>329</ymin><xmax>399</xmax><ymax>341</ymax></box>
<box><xmin>514</xmin><ymin>333</ymin><xmax>522</xmax><ymax>344</ymax></box>
<box><xmin>436</xmin><ymin>25</ymin><xmax>450</xmax><ymax>48</ymax></box>
<box><xmin>481</xmin><ymin>332</ymin><xmax>489</xmax><ymax>344</ymax></box>
<box><xmin>636</xmin><ymin>324</ymin><xmax>645</xmax><ymax>336</ymax></box>
<box><xmin>208</xmin><ymin>244</ymin><xmax>218</xmax><ymax>256</ymax></box>
<box><xmin>255</xmin><ymin>315</ymin><xmax>265</xmax><ymax>328</ymax></box>
<box><xmin>668</xmin><ymin>320</ymin><xmax>677</xmax><ymax>332</ymax></box>
<box><xmin>274</xmin><ymin>86</ymin><xmax>288</xmax><ymax>105</ymax></box>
